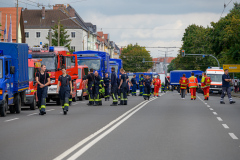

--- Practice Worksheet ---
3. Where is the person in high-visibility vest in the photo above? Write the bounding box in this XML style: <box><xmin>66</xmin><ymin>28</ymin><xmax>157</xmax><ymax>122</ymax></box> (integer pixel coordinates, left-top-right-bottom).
<box><xmin>203</xmin><ymin>73</ymin><xmax>211</xmax><ymax>100</ymax></box>
<box><xmin>180</xmin><ymin>74</ymin><xmax>188</xmax><ymax>99</ymax></box>
<box><xmin>154</xmin><ymin>75</ymin><xmax>161</xmax><ymax>97</ymax></box>
<box><xmin>188</xmin><ymin>72</ymin><xmax>198</xmax><ymax>100</ymax></box>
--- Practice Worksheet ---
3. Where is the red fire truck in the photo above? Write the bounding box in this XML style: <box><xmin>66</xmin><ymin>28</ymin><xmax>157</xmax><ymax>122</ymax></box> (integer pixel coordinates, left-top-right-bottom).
<box><xmin>76</xmin><ymin>65</ymin><xmax>89</xmax><ymax>101</ymax></box>
<box><xmin>24</xmin><ymin>54</ymin><xmax>42</xmax><ymax>110</ymax></box>
<box><xmin>29</xmin><ymin>46</ymin><xmax>78</xmax><ymax>105</ymax></box>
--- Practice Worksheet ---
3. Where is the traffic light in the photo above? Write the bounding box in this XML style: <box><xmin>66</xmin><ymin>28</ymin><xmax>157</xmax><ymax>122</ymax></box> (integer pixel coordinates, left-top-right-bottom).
<box><xmin>182</xmin><ymin>50</ymin><xmax>185</xmax><ymax>57</ymax></box>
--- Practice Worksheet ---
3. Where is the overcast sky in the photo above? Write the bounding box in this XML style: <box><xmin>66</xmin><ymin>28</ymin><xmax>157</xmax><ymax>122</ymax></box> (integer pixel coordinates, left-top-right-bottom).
<box><xmin>1</xmin><ymin>0</ymin><xmax>236</xmax><ymax>57</ymax></box>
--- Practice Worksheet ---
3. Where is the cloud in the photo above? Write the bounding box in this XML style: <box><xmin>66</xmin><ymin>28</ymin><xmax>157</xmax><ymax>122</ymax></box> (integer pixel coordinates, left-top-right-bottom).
<box><xmin>85</xmin><ymin>12</ymin><xmax>224</xmax><ymax>57</ymax></box>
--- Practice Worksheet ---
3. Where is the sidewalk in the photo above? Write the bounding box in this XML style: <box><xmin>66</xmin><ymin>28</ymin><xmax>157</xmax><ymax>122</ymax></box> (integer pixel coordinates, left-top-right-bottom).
<box><xmin>231</xmin><ymin>92</ymin><xmax>240</xmax><ymax>98</ymax></box>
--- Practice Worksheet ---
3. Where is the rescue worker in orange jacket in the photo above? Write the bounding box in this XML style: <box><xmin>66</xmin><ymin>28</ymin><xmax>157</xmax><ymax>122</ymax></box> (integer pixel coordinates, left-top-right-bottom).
<box><xmin>180</xmin><ymin>74</ymin><xmax>188</xmax><ymax>99</ymax></box>
<box><xmin>154</xmin><ymin>75</ymin><xmax>161</xmax><ymax>97</ymax></box>
<box><xmin>201</xmin><ymin>72</ymin><xmax>212</xmax><ymax>100</ymax></box>
<box><xmin>188</xmin><ymin>72</ymin><xmax>199</xmax><ymax>100</ymax></box>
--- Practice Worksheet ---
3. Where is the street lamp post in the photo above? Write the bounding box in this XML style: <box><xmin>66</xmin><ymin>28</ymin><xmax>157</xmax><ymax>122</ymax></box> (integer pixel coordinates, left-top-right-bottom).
<box><xmin>58</xmin><ymin>17</ymin><xmax>76</xmax><ymax>46</ymax></box>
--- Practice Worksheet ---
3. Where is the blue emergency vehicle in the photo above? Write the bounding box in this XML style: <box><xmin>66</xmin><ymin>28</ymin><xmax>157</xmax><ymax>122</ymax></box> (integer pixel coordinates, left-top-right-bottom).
<box><xmin>0</xmin><ymin>43</ymin><xmax>29</xmax><ymax>117</ymax></box>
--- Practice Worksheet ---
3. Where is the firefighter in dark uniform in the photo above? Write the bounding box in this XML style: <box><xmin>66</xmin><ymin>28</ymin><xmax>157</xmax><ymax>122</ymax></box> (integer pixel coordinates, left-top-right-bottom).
<box><xmin>103</xmin><ymin>73</ymin><xmax>110</xmax><ymax>101</ymax></box>
<box><xmin>86</xmin><ymin>68</ymin><xmax>95</xmax><ymax>106</ymax></box>
<box><xmin>94</xmin><ymin>71</ymin><xmax>103</xmax><ymax>106</ymax></box>
<box><xmin>110</xmin><ymin>67</ymin><xmax>118</xmax><ymax>106</ymax></box>
<box><xmin>117</xmin><ymin>74</ymin><xmax>122</xmax><ymax>101</ymax></box>
<box><xmin>119</xmin><ymin>69</ymin><xmax>128</xmax><ymax>105</ymax></box>
<box><xmin>131</xmin><ymin>75</ymin><xmax>137</xmax><ymax>96</ymax></box>
<box><xmin>143</xmin><ymin>75</ymin><xmax>152</xmax><ymax>100</ymax></box>
<box><xmin>139</xmin><ymin>74</ymin><xmax>144</xmax><ymax>96</ymax></box>
<box><xmin>56</xmin><ymin>66</ymin><xmax>72</xmax><ymax>115</ymax></box>
<box><xmin>36</xmin><ymin>64</ymin><xmax>50</xmax><ymax>115</ymax></box>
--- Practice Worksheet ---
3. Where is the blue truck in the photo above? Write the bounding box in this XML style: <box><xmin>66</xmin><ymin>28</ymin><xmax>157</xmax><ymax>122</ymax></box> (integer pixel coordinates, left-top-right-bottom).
<box><xmin>109</xmin><ymin>61</ymin><xmax>119</xmax><ymax>76</ymax></box>
<box><xmin>0</xmin><ymin>43</ymin><xmax>29</xmax><ymax>117</ymax></box>
<box><xmin>110</xmin><ymin>58</ymin><xmax>122</xmax><ymax>77</ymax></box>
<box><xmin>170</xmin><ymin>70</ymin><xmax>203</xmax><ymax>92</ymax></box>
<box><xmin>74</xmin><ymin>51</ymin><xmax>110</xmax><ymax>77</ymax></box>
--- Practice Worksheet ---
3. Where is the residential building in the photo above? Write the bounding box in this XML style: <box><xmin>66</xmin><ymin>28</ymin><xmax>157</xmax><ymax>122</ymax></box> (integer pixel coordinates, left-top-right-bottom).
<box><xmin>22</xmin><ymin>5</ymin><xmax>87</xmax><ymax>51</ymax></box>
<box><xmin>152</xmin><ymin>57</ymin><xmax>175</xmax><ymax>73</ymax></box>
<box><xmin>0</xmin><ymin>7</ymin><xmax>25</xmax><ymax>43</ymax></box>
<box><xmin>113</xmin><ymin>44</ymin><xmax>121</xmax><ymax>59</ymax></box>
<box><xmin>85</xmin><ymin>22</ymin><xmax>97</xmax><ymax>50</ymax></box>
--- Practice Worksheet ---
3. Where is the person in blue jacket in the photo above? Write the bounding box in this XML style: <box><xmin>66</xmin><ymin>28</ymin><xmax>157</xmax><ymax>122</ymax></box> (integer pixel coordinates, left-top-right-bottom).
<box><xmin>139</xmin><ymin>74</ymin><xmax>144</xmax><ymax>96</ymax></box>
<box><xmin>143</xmin><ymin>75</ymin><xmax>152</xmax><ymax>100</ymax></box>
<box><xmin>131</xmin><ymin>75</ymin><xmax>137</xmax><ymax>96</ymax></box>
<box><xmin>110</xmin><ymin>67</ymin><xmax>118</xmax><ymax>106</ymax></box>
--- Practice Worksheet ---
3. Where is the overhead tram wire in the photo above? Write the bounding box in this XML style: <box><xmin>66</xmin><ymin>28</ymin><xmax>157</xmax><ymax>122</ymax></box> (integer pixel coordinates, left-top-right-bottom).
<box><xmin>99</xmin><ymin>28</ymin><xmax>184</xmax><ymax>31</ymax></box>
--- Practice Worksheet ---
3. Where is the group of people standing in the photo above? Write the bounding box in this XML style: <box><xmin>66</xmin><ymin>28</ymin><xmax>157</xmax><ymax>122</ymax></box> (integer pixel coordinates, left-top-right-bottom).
<box><xmin>86</xmin><ymin>68</ymin><xmax>129</xmax><ymax>106</ymax></box>
<box><xmin>179</xmin><ymin>72</ymin><xmax>212</xmax><ymax>100</ymax></box>
<box><xmin>179</xmin><ymin>70</ymin><xmax>236</xmax><ymax>104</ymax></box>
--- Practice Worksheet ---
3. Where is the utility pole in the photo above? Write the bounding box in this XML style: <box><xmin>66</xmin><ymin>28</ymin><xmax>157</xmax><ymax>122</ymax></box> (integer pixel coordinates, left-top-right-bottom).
<box><xmin>159</xmin><ymin>48</ymin><xmax>173</xmax><ymax>77</ymax></box>
<box><xmin>58</xmin><ymin>21</ymin><xmax>60</xmax><ymax>46</ymax></box>
<box><xmin>48</xmin><ymin>29</ymin><xmax>52</xmax><ymax>47</ymax></box>
<box><xmin>16</xmin><ymin>0</ymin><xmax>18</xmax><ymax>43</ymax></box>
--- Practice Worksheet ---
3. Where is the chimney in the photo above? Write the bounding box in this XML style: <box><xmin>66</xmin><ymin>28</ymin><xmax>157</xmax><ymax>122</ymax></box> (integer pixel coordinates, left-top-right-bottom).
<box><xmin>69</xmin><ymin>8</ymin><xmax>75</xmax><ymax>17</ymax></box>
<box><xmin>42</xmin><ymin>7</ymin><xmax>45</xmax><ymax>19</ymax></box>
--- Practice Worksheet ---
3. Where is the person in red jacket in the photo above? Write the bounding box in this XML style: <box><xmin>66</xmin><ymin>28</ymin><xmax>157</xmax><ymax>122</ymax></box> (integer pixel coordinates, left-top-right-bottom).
<box><xmin>154</xmin><ymin>76</ymin><xmax>161</xmax><ymax>97</ymax></box>
<box><xmin>188</xmin><ymin>72</ymin><xmax>199</xmax><ymax>100</ymax></box>
<box><xmin>203</xmin><ymin>73</ymin><xmax>212</xmax><ymax>100</ymax></box>
<box><xmin>180</xmin><ymin>74</ymin><xmax>188</xmax><ymax>99</ymax></box>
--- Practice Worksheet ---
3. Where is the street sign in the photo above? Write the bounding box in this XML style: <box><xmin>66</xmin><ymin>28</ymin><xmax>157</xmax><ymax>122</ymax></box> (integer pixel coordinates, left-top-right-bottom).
<box><xmin>223</xmin><ymin>64</ymin><xmax>240</xmax><ymax>73</ymax></box>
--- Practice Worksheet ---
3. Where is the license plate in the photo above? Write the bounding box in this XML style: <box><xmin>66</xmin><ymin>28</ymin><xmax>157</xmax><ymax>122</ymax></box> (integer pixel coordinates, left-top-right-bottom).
<box><xmin>213</xmin><ymin>91</ymin><xmax>218</xmax><ymax>93</ymax></box>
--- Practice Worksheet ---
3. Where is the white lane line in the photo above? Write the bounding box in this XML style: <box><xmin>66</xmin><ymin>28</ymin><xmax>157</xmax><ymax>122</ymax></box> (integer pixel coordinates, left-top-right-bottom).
<box><xmin>53</xmin><ymin>100</ymin><xmax>148</xmax><ymax>160</ymax></box>
<box><xmin>222</xmin><ymin>124</ymin><xmax>229</xmax><ymax>129</ymax></box>
<box><xmin>67</xmin><ymin>97</ymin><xmax>156</xmax><ymax>160</ymax></box>
<box><xmin>213</xmin><ymin>112</ymin><xmax>218</xmax><ymax>115</ymax></box>
<box><xmin>54</xmin><ymin>94</ymin><xmax>164</xmax><ymax>160</ymax></box>
<box><xmin>229</xmin><ymin>133</ymin><xmax>239</xmax><ymax>140</ymax></box>
<box><xmin>209</xmin><ymin>108</ymin><xmax>214</xmax><ymax>111</ymax></box>
<box><xmin>5</xmin><ymin>118</ymin><xmax>19</xmax><ymax>122</ymax></box>
<box><xmin>207</xmin><ymin>105</ymin><xmax>210</xmax><ymax>108</ymax></box>
<box><xmin>217</xmin><ymin>117</ymin><xmax>223</xmax><ymax>121</ymax></box>
<box><xmin>27</xmin><ymin>113</ymin><xmax>38</xmax><ymax>116</ymax></box>
<box><xmin>46</xmin><ymin>109</ymin><xmax>55</xmax><ymax>112</ymax></box>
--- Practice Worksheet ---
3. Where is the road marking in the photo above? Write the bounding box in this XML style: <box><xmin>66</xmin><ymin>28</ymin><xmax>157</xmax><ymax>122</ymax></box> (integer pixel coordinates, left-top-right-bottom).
<box><xmin>205</xmin><ymin>103</ymin><xmax>207</xmax><ymax>105</ymax></box>
<box><xmin>27</xmin><ymin>113</ymin><xmax>38</xmax><ymax>116</ymax></box>
<box><xmin>5</xmin><ymin>118</ymin><xmax>19</xmax><ymax>122</ymax></box>
<box><xmin>229</xmin><ymin>133</ymin><xmax>238</xmax><ymax>140</ymax></box>
<box><xmin>209</xmin><ymin>108</ymin><xmax>214</xmax><ymax>111</ymax></box>
<box><xmin>207</xmin><ymin>105</ymin><xmax>210</xmax><ymax>108</ymax></box>
<box><xmin>67</xmin><ymin>97</ymin><xmax>157</xmax><ymax>160</ymax></box>
<box><xmin>222</xmin><ymin>124</ymin><xmax>229</xmax><ymax>129</ymax></box>
<box><xmin>213</xmin><ymin>112</ymin><xmax>218</xmax><ymax>115</ymax></box>
<box><xmin>46</xmin><ymin>109</ymin><xmax>55</xmax><ymax>112</ymax></box>
<box><xmin>217</xmin><ymin>117</ymin><xmax>223</xmax><ymax>121</ymax></box>
<box><xmin>54</xmin><ymin>95</ymin><xmax>163</xmax><ymax>160</ymax></box>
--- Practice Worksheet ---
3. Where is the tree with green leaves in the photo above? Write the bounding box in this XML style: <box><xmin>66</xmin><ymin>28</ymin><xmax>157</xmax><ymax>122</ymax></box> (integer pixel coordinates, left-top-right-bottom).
<box><xmin>120</xmin><ymin>44</ymin><xmax>153</xmax><ymax>72</ymax></box>
<box><xmin>46</xmin><ymin>24</ymin><xmax>72</xmax><ymax>52</ymax></box>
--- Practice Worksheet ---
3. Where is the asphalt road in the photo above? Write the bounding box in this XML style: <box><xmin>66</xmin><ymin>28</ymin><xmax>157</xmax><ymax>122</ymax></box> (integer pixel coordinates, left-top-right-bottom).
<box><xmin>0</xmin><ymin>91</ymin><xmax>240</xmax><ymax>160</ymax></box>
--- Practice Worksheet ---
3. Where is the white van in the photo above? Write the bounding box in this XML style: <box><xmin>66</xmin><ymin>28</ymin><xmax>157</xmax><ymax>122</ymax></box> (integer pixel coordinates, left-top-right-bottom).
<box><xmin>206</xmin><ymin>67</ymin><xmax>224</xmax><ymax>94</ymax></box>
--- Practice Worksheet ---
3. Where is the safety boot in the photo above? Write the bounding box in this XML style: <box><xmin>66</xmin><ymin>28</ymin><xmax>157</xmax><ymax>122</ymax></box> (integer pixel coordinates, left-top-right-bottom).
<box><xmin>220</xmin><ymin>101</ymin><xmax>225</xmax><ymax>104</ymax></box>
<box><xmin>230</xmin><ymin>101</ymin><xmax>235</xmax><ymax>104</ymax></box>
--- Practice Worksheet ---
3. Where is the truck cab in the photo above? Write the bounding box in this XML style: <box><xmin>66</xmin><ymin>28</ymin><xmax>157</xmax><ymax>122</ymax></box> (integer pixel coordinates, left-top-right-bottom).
<box><xmin>74</xmin><ymin>51</ymin><xmax>110</xmax><ymax>77</ymax></box>
<box><xmin>109</xmin><ymin>62</ymin><xmax>119</xmax><ymax>76</ymax></box>
<box><xmin>0</xmin><ymin>43</ymin><xmax>29</xmax><ymax>117</ymax></box>
<box><xmin>24</xmin><ymin>54</ymin><xmax>41</xmax><ymax>110</ymax></box>
<box><xmin>29</xmin><ymin>46</ymin><xmax>78</xmax><ymax>105</ymax></box>
<box><xmin>76</xmin><ymin>65</ymin><xmax>89</xmax><ymax>101</ymax></box>
<box><xmin>206</xmin><ymin>67</ymin><xmax>224</xmax><ymax>94</ymax></box>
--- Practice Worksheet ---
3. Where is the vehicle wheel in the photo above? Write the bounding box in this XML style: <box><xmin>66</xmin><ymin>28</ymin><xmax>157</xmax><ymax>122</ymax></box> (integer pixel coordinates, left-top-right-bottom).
<box><xmin>30</xmin><ymin>98</ymin><xmax>36</xmax><ymax>110</ymax></box>
<box><xmin>73</xmin><ymin>96</ymin><xmax>76</xmax><ymax>102</ymax></box>
<box><xmin>46</xmin><ymin>98</ymin><xmax>50</xmax><ymax>103</ymax></box>
<box><xmin>56</xmin><ymin>99</ymin><xmax>61</xmax><ymax>105</ymax></box>
<box><xmin>85</xmin><ymin>95</ymin><xmax>89</xmax><ymax>100</ymax></box>
<box><xmin>79</xmin><ymin>93</ymin><xmax>83</xmax><ymax>101</ymax></box>
<box><xmin>0</xmin><ymin>100</ymin><xmax>7</xmax><ymax>117</ymax></box>
<box><xmin>9</xmin><ymin>105</ymin><xmax>15</xmax><ymax>113</ymax></box>
<box><xmin>14</xmin><ymin>94</ymin><xmax>21</xmax><ymax>114</ymax></box>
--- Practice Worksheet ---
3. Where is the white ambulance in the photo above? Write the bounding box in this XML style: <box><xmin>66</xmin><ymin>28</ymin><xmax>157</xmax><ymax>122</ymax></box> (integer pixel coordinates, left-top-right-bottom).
<box><xmin>206</xmin><ymin>67</ymin><xmax>224</xmax><ymax>94</ymax></box>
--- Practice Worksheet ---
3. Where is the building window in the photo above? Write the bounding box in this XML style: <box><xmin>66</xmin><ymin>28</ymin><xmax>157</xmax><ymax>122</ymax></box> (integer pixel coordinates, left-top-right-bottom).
<box><xmin>25</xmin><ymin>32</ymin><xmax>29</xmax><ymax>38</ymax></box>
<box><xmin>71</xmin><ymin>32</ymin><xmax>76</xmax><ymax>38</ymax></box>
<box><xmin>71</xmin><ymin>46</ymin><xmax>75</xmax><ymax>52</ymax></box>
<box><xmin>36</xmin><ymin>32</ymin><xmax>41</xmax><ymax>38</ymax></box>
